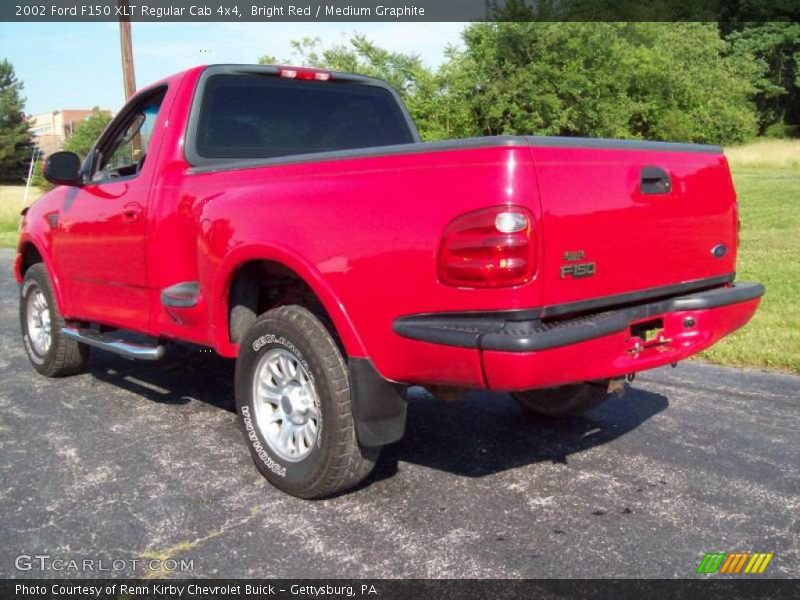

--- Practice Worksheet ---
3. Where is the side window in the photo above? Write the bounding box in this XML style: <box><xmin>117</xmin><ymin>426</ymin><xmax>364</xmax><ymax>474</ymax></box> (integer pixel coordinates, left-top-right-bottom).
<box><xmin>94</xmin><ymin>91</ymin><xmax>165</xmax><ymax>181</ymax></box>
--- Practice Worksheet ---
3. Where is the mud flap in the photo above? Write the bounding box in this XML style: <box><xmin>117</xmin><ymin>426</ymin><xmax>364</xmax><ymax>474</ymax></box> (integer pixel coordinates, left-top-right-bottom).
<box><xmin>348</xmin><ymin>358</ymin><xmax>407</xmax><ymax>447</ymax></box>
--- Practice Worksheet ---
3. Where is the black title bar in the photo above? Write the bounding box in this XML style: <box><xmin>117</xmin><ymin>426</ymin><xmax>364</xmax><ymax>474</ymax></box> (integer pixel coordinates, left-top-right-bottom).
<box><xmin>3</xmin><ymin>579</ymin><xmax>800</xmax><ymax>600</ymax></box>
<box><xmin>2</xmin><ymin>0</ymin><xmax>799</xmax><ymax>22</ymax></box>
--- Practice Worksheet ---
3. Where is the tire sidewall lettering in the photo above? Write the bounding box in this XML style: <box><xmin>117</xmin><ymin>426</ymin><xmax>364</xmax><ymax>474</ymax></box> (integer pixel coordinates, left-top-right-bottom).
<box><xmin>240</xmin><ymin>328</ymin><xmax>325</xmax><ymax>483</ymax></box>
<box><xmin>240</xmin><ymin>405</ymin><xmax>287</xmax><ymax>478</ymax></box>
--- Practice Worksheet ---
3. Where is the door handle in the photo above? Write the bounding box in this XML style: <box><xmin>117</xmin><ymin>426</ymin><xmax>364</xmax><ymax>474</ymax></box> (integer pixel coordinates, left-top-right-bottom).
<box><xmin>122</xmin><ymin>202</ymin><xmax>143</xmax><ymax>222</ymax></box>
<box><xmin>640</xmin><ymin>166</ymin><xmax>671</xmax><ymax>195</ymax></box>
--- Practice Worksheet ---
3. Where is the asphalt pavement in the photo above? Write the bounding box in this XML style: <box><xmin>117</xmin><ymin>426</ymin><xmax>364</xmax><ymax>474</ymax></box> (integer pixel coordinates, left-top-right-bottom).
<box><xmin>0</xmin><ymin>248</ymin><xmax>797</xmax><ymax>579</ymax></box>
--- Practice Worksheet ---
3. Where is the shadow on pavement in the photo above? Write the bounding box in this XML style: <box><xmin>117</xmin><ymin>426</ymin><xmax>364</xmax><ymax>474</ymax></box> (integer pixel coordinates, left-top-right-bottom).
<box><xmin>88</xmin><ymin>343</ymin><xmax>236</xmax><ymax>412</ymax></box>
<box><xmin>85</xmin><ymin>344</ymin><xmax>668</xmax><ymax>486</ymax></box>
<box><xmin>369</xmin><ymin>386</ymin><xmax>668</xmax><ymax>482</ymax></box>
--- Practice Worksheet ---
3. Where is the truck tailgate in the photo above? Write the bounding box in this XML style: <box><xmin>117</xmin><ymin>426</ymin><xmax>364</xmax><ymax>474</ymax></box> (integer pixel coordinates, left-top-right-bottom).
<box><xmin>529</xmin><ymin>140</ymin><xmax>738</xmax><ymax>309</ymax></box>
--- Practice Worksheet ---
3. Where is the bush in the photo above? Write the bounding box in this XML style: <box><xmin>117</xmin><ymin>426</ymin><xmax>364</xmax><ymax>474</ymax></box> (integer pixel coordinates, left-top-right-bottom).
<box><xmin>447</xmin><ymin>23</ymin><xmax>759</xmax><ymax>144</ymax></box>
<box><xmin>30</xmin><ymin>160</ymin><xmax>52</xmax><ymax>192</ymax></box>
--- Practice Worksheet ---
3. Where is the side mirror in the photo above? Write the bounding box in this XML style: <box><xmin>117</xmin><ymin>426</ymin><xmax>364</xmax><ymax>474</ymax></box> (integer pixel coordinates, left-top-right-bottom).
<box><xmin>43</xmin><ymin>151</ymin><xmax>83</xmax><ymax>186</ymax></box>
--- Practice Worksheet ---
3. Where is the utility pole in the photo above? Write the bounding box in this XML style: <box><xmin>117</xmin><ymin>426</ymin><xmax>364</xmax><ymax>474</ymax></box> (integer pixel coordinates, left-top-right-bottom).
<box><xmin>117</xmin><ymin>0</ymin><xmax>141</xmax><ymax>161</ymax></box>
<box><xmin>118</xmin><ymin>0</ymin><xmax>136</xmax><ymax>100</ymax></box>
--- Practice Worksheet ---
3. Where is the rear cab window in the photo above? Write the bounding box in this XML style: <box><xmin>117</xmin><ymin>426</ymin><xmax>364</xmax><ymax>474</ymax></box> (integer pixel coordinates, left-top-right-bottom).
<box><xmin>190</xmin><ymin>71</ymin><xmax>416</xmax><ymax>162</ymax></box>
<box><xmin>195</xmin><ymin>74</ymin><xmax>416</xmax><ymax>159</ymax></box>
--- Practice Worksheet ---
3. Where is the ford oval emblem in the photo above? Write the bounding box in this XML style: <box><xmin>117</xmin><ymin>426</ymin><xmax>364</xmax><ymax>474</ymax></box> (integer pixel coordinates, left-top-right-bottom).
<box><xmin>711</xmin><ymin>244</ymin><xmax>728</xmax><ymax>258</ymax></box>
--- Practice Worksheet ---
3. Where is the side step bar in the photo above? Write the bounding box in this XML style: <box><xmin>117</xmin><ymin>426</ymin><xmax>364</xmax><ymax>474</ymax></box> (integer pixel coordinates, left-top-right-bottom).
<box><xmin>62</xmin><ymin>327</ymin><xmax>165</xmax><ymax>361</ymax></box>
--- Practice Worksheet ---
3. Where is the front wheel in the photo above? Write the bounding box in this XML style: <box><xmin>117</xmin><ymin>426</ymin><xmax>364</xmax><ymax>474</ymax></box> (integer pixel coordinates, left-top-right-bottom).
<box><xmin>512</xmin><ymin>382</ymin><xmax>611</xmax><ymax>417</ymax></box>
<box><xmin>235</xmin><ymin>305</ymin><xmax>379</xmax><ymax>499</ymax></box>
<box><xmin>20</xmin><ymin>263</ymin><xmax>89</xmax><ymax>377</ymax></box>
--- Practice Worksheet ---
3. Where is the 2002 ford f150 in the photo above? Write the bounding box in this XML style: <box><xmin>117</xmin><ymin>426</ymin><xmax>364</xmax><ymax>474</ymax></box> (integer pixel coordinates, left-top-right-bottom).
<box><xmin>17</xmin><ymin>64</ymin><xmax>764</xmax><ymax>498</ymax></box>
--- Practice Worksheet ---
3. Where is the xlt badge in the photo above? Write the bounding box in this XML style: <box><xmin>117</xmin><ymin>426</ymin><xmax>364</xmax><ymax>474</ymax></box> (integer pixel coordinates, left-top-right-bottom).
<box><xmin>563</xmin><ymin>249</ymin><xmax>585</xmax><ymax>262</ymax></box>
<box><xmin>561</xmin><ymin>249</ymin><xmax>595</xmax><ymax>278</ymax></box>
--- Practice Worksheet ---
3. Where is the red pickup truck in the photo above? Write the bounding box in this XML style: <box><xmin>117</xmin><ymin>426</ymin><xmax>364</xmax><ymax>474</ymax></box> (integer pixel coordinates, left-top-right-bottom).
<box><xmin>17</xmin><ymin>65</ymin><xmax>763</xmax><ymax>498</ymax></box>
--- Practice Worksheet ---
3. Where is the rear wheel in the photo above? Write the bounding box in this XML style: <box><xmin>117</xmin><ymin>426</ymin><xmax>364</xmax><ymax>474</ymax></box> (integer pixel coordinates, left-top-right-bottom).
<box><xmin>20</xmin><ymin>263</ymin><xmax>89</xmax><ymax>377</ymax></box>
<box><xmin>512</xmin><ymin>382</ymin><xmax>611</xmax><ymax>417</ymax></box>
<box><xmin>235</xmin><ymin>305</ymin><xmax>379</xmax><ymax>499</ymax></box>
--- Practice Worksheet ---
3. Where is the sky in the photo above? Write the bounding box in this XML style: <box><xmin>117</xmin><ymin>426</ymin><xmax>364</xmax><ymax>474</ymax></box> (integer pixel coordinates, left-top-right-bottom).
<box><xmin>0</xmin><ymin>22</ymin><xmax>467</xmax><ymax>116</ymax></box>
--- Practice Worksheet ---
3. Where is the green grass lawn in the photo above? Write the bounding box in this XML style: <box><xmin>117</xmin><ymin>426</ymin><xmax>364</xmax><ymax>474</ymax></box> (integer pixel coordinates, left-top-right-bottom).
<box><xmin>0</xmin><ymin>185</ymin><xmax>33</xmax><ymax>249</ymax></box>
<box><xmin>0</xmin><ymin>141</ymin><xmax>797</xmax><ymax>372</ymax></box>
<box><xmin>699</xmin><ymin>164</ymin><xmax>799</xmax><ymax>373</ymax></box>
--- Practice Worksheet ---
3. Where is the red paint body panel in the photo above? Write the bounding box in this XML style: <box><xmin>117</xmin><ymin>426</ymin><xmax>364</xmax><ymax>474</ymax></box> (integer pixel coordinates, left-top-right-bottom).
<box><xmin>182</xmin><ymin>144</ymin><xmax>543</xmax><ymax>383</ymax></box>
<box><xmin>531</xmin><ymin>145</ymin><xmax>738</xmax><ymax>306</ymax></box>
<box><xmin>16</xmin><ymin>65</ymin><xmax>761</xmax><ymax>391</ymax></box>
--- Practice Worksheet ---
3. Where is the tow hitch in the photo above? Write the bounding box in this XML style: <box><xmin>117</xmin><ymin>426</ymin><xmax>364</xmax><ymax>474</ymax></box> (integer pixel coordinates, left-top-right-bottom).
<box><xmin>627</xmin><ymin>318</ymin><xmax>671</xmax><ymax>356</ymax></box>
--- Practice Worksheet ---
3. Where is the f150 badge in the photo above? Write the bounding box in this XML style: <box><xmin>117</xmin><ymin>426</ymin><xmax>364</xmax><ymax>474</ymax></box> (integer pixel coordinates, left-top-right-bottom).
<box><xmin>561</xmin><ymin>249</ymin><xmax>596</xmax><ymax>279</ymax></box>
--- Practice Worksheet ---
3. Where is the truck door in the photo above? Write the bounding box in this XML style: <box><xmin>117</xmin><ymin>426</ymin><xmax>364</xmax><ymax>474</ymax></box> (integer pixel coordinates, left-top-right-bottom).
<box><xmin>51</xmin><ymin>87</ymin><xmax>167</xmax><ymax>331</ymax></box>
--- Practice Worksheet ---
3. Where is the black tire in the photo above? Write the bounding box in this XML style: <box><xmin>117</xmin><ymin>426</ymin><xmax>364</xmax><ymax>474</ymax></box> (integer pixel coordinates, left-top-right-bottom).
<box><xmin>20</xmin><ymin>263</ymin><xmax>89</xmax><ymax>377</ymax></box>
<box><xmin>512</xmin><ymin>381</ymin><xmax>610</xmax><ymax>417</ymax></box>
<box><xmin>235</xmin><ymin>305</ymin><xmax>379</xmax><ymax>499</ymax></box>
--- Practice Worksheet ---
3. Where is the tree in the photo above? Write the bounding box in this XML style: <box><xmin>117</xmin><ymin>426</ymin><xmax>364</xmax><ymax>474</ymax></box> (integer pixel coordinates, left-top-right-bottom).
<box><xmin>0</xmin><ymin>59</ymin><xmax>33</xmax><ymax>183</ymax></box>
<box><xmin>447</xmin><ymin>23</ymin><xmax>758</xmax><ymax>144</ymax></box>
<box><xmin>621</xmin><ymin>23</ymin><xmax>758</xmax><ymax>143</ymax></box>
<box><xmin>446</xmin><ymin>23</ymin><xmax>636</xmax><ymax>139</ymax></box>
<box><xmin>62</xmin><ymin>107</ymin><xmax>112</xmax><ymax>158</ymax></box>
<box><xmin>727</xmin><ymin>23</ymin><xmax>800</xmax><ymax>137</ymax></box>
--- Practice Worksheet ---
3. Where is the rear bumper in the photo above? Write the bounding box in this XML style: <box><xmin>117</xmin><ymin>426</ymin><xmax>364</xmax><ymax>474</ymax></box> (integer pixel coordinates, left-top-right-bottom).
<box><xmin>394</xmin><ymin>282</ymin><xmax>763</xmax><ymax>390</ymax></box>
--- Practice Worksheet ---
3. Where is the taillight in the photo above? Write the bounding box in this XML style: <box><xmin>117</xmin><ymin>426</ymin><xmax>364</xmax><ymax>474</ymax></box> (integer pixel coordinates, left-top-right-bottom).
<box><xmin>439</xmin><ymin>206</ymin><xmax>536</xmax><ymax>288</ymax></box>
<box><xmin>279</xmin><ymin>67</ymin><xmax>331</xmax><ymax>81</ymax></box>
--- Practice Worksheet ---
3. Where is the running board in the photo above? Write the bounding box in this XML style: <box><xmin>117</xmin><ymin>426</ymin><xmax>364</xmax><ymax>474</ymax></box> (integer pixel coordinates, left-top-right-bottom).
<box><xmin>61</xmin><ymin>327</ymin><xmax>165</xmax><ymax>361</ymax></box>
